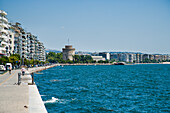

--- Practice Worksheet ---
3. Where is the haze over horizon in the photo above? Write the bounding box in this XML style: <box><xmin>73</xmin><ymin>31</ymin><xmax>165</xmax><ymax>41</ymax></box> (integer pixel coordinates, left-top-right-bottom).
<box><xmin>1</xmin><ymin>0</ymin><xmax>170</xmax><ymax>54</ymax></box>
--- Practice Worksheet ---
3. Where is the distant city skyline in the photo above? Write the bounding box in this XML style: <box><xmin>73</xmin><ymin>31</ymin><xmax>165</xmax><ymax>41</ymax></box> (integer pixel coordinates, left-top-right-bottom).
<box><xmin>1</xmin><ymin>0</ymin><xmax>170</xmax><ymax>54</ymax></box>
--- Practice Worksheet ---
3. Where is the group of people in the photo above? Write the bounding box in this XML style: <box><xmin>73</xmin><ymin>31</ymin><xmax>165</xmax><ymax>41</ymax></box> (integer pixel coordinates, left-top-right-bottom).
<box><xmin>8</xmin><ymin>66</ymin><xmax>26</xmax><ymax>75</ymax></box>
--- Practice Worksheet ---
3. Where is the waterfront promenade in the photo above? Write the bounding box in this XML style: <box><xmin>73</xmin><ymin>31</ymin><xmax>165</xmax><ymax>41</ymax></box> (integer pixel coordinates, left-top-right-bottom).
<box><xmin>0</xmin><ymin>64</ymin><xmax>58</xmax><ymax>113</ymax></box>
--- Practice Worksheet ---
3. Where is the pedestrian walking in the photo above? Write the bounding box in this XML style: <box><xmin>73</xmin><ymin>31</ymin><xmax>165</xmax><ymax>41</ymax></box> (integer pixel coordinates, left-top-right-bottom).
<box><xmin>9</xmin><ymin>66</ymin><xmax>12</xmax><ymax>74</ymax></box>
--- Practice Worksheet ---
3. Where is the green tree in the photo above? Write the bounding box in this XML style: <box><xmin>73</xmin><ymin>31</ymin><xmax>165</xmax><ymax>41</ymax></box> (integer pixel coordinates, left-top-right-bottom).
<box><xmin>0</xmin><ymin>56</ymin><xmax>9</xmax><ymax>65</ymax></box>
<box><xmin>46</xmin><ymin>52</ymin><xmax>64</xmax><ymax>63</ymax></box>
<box><xmin>9</xmin><ymin>55</ymin><xmax>19</xmax><ymax>65</ymax></box>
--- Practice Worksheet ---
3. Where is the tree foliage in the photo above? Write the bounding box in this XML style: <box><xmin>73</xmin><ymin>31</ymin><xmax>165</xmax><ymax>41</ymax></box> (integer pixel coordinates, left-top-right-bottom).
<box><xmin>46</xmin><ymin>52</ymin><xmax>96</xmax><ymax>63</ymax></box>
<box><xmin>0</xmin><ymin>54</ymin><xmax>46</xmax><ymax>66</ymax></box>
<box><xmin>46</xmin><ymin>52</ymin><xmax>65</xmax><ymax>63</ymax></box>
<box><xmin>73</xmin><ymin>55</ymin><xmax>94</xmax><ymax>63</ymax></box>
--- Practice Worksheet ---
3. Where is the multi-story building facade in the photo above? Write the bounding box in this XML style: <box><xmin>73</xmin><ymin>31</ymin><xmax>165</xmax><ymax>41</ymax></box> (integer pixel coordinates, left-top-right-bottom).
<box><xmin>99</xmin><ymin>52</ymin><xmax>110</xmax><ymax>60</ymax></box>
<box><xmin>154</xmin><ymin>55</ymin><xmax>161</xmax><ymax>61</ymax></box>
<box><xmin>29</xmin><ymin>34</ymin><xmax>36</xmax><ymax>60</ymax></box>
<box><xmin>136</xmin><ymin>54</ymin><xmax>143</xmax><ymax>63</ymax></box>
<box><xmin>110</xmin><ymin>53</ymin><xmax>119</xmax><ymax>61</ymax></box>
<box><xmin>0</xmin><ymin>10</ymin><xmax>46</xmax><ymax>62</ymax></box>
<box><xmin>149</xmin><ymin>54</ymin><xmax>154</xmax><ymax>60</ymax></box>
<box><xmin>37</xmin><ymin>42</ymin><xmax>46</xmax><ymax>61</ymax></box>
<box><xmin>0</xmin><ymin>10</ymin><xmax>9</xmax><ymax>56</ymax></box>
<box><xmin>13</xmin><ymin>22</ymin><xmax>22</xmax><ymax>56</ymax></box>
<box><xmin>98</xmin><ymin>52</ymin><xmax>170</xmax><ymax>63</ymax></box>
<box><xmin>142</xmin><ymin>54</ymin><xmax>149</xmax><ymax>61</ymax></box>
<box><xmin>129</xmin><ymin>54</ymin><xmax>133</xmax><ymax>63</ymax></box>
<box><xmin>110</xmin><ymin>53</ymin><xmax>134</xmax><ymax>63</ymax></box>
<box><xmin>132</xmin><ymin>54</ymin><xmax>136</xmax><ymax>62</ymax></box>
<box><xmin>91</xmin><ymin>56</ymin><xmax>105</xmax><ymax>62</ymax></box>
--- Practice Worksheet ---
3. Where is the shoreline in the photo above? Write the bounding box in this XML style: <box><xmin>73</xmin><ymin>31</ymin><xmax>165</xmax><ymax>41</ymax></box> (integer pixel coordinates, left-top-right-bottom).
<box><xmin>57</xmin><ymin>62</ymin><xmax>170</xmax><ymax>66</ymax></box>
<box><xmin>29</xmin><ymin>64</ymin><xmax>59</xmax><ymax>73</ymax></box>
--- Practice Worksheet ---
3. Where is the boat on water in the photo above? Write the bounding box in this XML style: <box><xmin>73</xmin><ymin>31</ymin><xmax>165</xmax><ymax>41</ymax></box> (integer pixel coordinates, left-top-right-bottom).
<box><xmin>113</xmin><ymin>62</ymin><xmax>126</xmax><ymax>65</ymax></box>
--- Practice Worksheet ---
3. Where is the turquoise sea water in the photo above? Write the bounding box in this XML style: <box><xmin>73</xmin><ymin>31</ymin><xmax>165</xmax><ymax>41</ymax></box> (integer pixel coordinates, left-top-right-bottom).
<box><xmin>34</xmin><ymin>64</ymin><xmax>170</xmax><ymax>113</ymax></box>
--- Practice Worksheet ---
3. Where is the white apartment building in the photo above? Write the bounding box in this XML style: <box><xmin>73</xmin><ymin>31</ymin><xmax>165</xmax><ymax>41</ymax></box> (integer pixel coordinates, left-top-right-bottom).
<box><xmin>26</xmin><ymin>33</ymin><xmax>31</xmax><ymax>60</ymax></box>
<box><xmin>38</xmin><ymin>42</ymin><xmax>46</xmax><ymax>61</ymax></box>
<box><xmin>129</xmin><ymin>54</ymin><xmax>133</xmax><ymax>63</ymax></box>
<box><xmin>11</xmin><ymin>22</ymin><xmax>46</xmax><ymax>62</ymax></box>
<box><xmin>29</xmin><ymin>34</ymin><xmax>35</xmax><ymax>60</ymax></box>
<box><xmin>21</xmin><ymin>30</ymin><xmax>27</xmax><ymax>59</ymax></box>
<box><xmin>99</xmin><ymin>52</ymin><xmax>110</xmax><ymax>60</ymax></box>
<box><xmin>34</xmin><ymin>37</ymin><xmax>39</xmax><ymax>60</ymax></box>
<box><xmin>0</xmin><ymin>10</ymin><xmax>9</xmax><ymax>56</ymax></box>
<box><xmin>13</xmin><ymin>23</ymin><xmax>22</xmax><ymax>57</ymax></box>
<box><xmin>0</xmin><ymin>10</ymin><xmax>46</xmax><ymax>62</ymax></box>
<box><xmin>92</xmin><ymin>56</ymin><xmax>105</xmax><ymax>62</ymax></box>
<box><xmin>110</xmin><ymin>53</ymin><xmax>119</xmax><ymax>61</ymax></box>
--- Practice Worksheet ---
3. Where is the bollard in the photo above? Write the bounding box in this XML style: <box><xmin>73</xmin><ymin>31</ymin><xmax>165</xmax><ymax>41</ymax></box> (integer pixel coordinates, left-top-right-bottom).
<box><xmin>18</xmin><ymin>73</ymin><xmax>21</xmax><ymax>85</ymax></box>
<box><xmin>31</xmin><ymin>73</ymin><xmax>34</xmax><ymax>85</ymax></box>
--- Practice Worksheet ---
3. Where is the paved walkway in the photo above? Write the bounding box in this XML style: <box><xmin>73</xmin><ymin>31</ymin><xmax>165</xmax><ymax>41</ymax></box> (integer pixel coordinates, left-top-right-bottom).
<box><xmin>0</xmin><ymin>85</ymin><xmax>29</xmax><ymax>113</ymax></box>
<box><xmin>0</xmin><ymin>66</ymin><xmax>52</xmax><ymax>113</ymax></box>
<box><xmin>0</xmin><ymin>69</ymin><xmax>29</xmax><ymax>113</ymax></box>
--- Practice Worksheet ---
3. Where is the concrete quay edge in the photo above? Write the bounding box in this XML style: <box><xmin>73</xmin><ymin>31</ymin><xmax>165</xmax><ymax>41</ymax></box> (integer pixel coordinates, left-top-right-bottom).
<box><xmin>29</xmin><ymin>85</ymin><xmax>47</xmax><ymax>113</ymax></box>
<box><xmin>28</xmin><ymin>64</ymin><xmax>59</xmax><ymax>113</ymax></box>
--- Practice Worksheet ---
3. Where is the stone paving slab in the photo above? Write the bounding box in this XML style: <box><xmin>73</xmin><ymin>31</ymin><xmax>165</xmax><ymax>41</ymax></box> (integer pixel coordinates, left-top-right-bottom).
<box><xmin>0</xmin><ymin>85</ymin><xmax>29</xmax><ymax>113</ymax></box>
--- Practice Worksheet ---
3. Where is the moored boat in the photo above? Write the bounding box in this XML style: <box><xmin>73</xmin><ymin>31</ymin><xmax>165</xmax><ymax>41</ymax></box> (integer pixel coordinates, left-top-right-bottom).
<box><xmin>113</xmin><ymin>62</ymin><xmax>126</xmax><ymax>65</ymax></box>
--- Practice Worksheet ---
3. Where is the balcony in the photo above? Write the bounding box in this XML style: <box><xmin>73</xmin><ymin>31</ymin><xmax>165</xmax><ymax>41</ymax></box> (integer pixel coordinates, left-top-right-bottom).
<box><xmin>0</xmin><ymin>23</ymin><xmax>8</xmax><ymax>28</ymax></box>
<box><xmin>0</xmin><ymin>29</ymin><xmax>8</xmax><ymax>34</ymax></box>
<box><xmin>22</xmin><ymin>42</ymin><xmax>26</xmax><ymax>46</ymax></box>
<box><xmin>22</xmin><ymin>48</ymin><xmax>26</xmax><ymax>51</ymax></box>
<box><xmin>30</xmin><ymin>37</ymin><xmax>34</xmax><ymax>40</ymax></box>
<box><xmin>22</xmin><ymin>52</ymin><xmax>26</xmax><ymax>55</ymax></box>
<box><xmin>1</xmin><ymin>41</ymin><xmax>7</xmax><ymax>46</ymax></box>
<box><xmin>30</xmin><ymin>41</ymin><xmax>34</xmax><ymax>43</ymax></box>
<box><xmin>30</xmin><ymin>50</ymin><xmax>35</xmax><ymax>53</ymax></box>
<box><xmin>0</xmin><ymin>34</ymin><xmax>8</xmax><ymax>39</ymax></box>
<box><xmin>0</xmin><ymin>47</ymin><xmax>6</xmax><ymax>51</ymax></box>
<box><xmin>0</xmin><ymin>10</ymin><xmax>7</xmax><ymax>15</ymax></box>
<box><xmin>0</xmin><ymin>17</ymin><xmax>8</xmax><ymax>23</ymax></box>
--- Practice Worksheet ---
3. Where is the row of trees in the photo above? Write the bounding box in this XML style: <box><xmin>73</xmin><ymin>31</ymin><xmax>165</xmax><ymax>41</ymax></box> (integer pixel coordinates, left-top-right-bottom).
<box><xmin>73</xmin><ymin>55</ymin><xmax>94</xmax><ymax>63</ymax></box>
<box><xmin>0</xmin><ymin>54</ymin><xmax>48</xmax><ymax>66</ymax></box>
<box><xmin>46</xmin><ymin>52</ymin><xmax>65</xmax><ymax>63</ymax></box>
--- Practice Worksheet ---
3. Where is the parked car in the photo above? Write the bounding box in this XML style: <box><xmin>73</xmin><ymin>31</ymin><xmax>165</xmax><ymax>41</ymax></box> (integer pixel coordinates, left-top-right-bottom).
<box><xmin>0</xmin><ymin>65</ymin><xmax>6</xmax><ymax>71</ymax></box>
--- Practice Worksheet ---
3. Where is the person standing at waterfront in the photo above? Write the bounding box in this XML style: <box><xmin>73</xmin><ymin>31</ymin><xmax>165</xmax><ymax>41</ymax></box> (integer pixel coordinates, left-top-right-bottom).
<box><xmin>21</xmin><ymin>67</ymin><xmax>25</xmax><ymax>76</ymax></box>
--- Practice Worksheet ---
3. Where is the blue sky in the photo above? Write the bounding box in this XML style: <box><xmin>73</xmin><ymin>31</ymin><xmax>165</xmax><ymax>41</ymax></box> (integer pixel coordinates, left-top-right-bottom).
<box><xmin>1</xmin><ymin>0</ymin><xmax>170</xmax><ymax>54</ymax></box>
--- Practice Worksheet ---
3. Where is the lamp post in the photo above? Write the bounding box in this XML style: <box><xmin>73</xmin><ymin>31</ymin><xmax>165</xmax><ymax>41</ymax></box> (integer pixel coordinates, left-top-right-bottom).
<box><xmin>12</xmin><ymin>51</ymin><xmax>15</xmax><ymax>69</ymax></box>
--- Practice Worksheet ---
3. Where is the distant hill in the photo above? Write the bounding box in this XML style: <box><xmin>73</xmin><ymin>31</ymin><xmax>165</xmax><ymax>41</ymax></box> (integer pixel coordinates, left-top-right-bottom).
<box><xmin>46</xmin><ymin>49</ymin><xmax>61</xmax><ymax>53</ymax></box>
